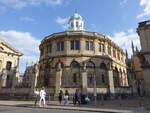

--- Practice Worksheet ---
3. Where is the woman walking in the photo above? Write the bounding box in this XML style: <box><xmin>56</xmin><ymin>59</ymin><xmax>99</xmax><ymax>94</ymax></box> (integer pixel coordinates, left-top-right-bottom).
<box><xmin>64</xmin><ymin>90</ymin><xmax>69</xmax><ymax>105</ymax></box>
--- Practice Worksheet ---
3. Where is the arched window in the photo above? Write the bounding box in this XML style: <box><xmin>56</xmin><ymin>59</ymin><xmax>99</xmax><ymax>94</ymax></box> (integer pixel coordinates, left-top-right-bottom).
<box><xmin>87</xmin><ymin>73</ymin><xmax>94</xmax><ymax>87</ymax></box>
<box><xmin>70</xmin><ymin>61</ymin><xmax>80</xmax><ymax>67</ymax></box>
<box><xmin>6</xmin><ymin>61</ymin><xmax>12</xmax><ymax>71</ymax></box>
<box><xmin>100</xmin><ymin>63</ymin><xmax>107</xmax><ymax>69</ymax></box>
<box><xmin>85</xmin><ymin>61</ymin><xmax>95</xmax><ymax>68</ymax></box>
<box><xmin>113</xmin><ymin>67</ymin><xmax>120</xmax><ymax>87</ymax></box>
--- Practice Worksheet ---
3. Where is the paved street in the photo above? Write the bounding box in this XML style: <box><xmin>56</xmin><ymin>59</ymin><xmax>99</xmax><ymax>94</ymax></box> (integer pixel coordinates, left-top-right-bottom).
<box><xmin>0</xmin><ymin>106</ymin><xmax>98</xmax><ymax>113</ymax></box>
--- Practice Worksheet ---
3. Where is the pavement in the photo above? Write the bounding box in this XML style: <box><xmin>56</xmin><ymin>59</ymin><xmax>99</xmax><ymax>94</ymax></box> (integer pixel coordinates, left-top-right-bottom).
<box><xmin>0</xmin><ymin>99</ymin><xmax>149</xmax><ymax>113</ymax></box>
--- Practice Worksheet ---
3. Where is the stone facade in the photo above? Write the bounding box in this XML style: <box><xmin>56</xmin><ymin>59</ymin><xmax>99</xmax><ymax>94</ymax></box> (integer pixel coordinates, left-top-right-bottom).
<box><xmin>137</xmin><ymin>20</ymin><xmax>150</xmax><ymax>96</ymax></box>
<box><xmin>126</xmin><ymin>43</ymin><xmax>144</xmax><ymax>96</ymax></box>
<box><xmin>0</xmin><ymin>39</ymin><xmax>23</xmax><ymax>90</ymax></box>
<box><xmin>37</xmin><ymin>30</ymin><xmax>129</xmax><ymax>96</ymax></box>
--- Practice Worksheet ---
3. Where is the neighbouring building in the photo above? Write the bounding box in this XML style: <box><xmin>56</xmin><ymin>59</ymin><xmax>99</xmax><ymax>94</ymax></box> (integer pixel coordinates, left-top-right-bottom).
<box><xmin>37</xmin><ymin>13</ymin><xmax>130</xmax><ymax>97</ymax></box>
<box><xmin>0</xmin><ymin>39</ymin><xmax>23</xmax><ymax>90</ymax></box>
<box><xmin>137</xmin><ymin>20</ymin><xmax>150</xmax><ymax>96</ymax></box>
<box><xmin>126</xmin><ymin>42</ymin><xmax>143</xmax><ymax>96</ymax></box>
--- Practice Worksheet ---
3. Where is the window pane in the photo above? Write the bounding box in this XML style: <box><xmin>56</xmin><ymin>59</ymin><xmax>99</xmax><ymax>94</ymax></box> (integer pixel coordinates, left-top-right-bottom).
<box><xmin>102</xmin><ymin>44</ymin><xmax>105</xmax><ymax>52</ymax></box>
<box><xmin>75</xmin><ymin>40</ymin><xmax>80</xmax><ymax>50</ymax></box>
<box><xmin>86</xmin><ymin>41</ymin><xmax>89</xmax><ymax>50</ymax></box>
<box><xmin>73</xmin><ymin>73</ymin><xmax>77</xmax><ymax>83</ymax></box>
<box><xmin>99</xmin><ymin>43</ymin><xmax>101</xmax><ymax>52</ymax></box>
<box><xmin>47</xmin><ymin>45</ymin><xmax>52</xmax><ymax>53</ymax></box>
<box><xmin>90</xmin><ymin>41</ymin><xmax>93</xmax><ymax>50</ymax></box>
<box><xmin>61</xmin><ymin>42</ymin><xmax>64</xmax><ymax>51</ymax></box>
<box><xmin>102</xmin><ymin>74</ymin><xmax>105</xmax><ymax>83</ymax></box>
<box><xmin>71</xmin><ymin>40</ymin><xmax>74</xmax><ymax>50</ymax></box>
<box><xmin>76</xmin><ymin>22</ymin><xmax>79</xmax><ymax>27</ymax></box>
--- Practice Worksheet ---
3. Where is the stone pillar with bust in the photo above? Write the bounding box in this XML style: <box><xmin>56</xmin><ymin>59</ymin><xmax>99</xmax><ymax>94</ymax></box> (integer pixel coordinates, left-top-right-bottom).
<box><xmin>107</xmin><ymin>63</ymin><xmax>115</xmax><ymax>95</ymax></box>
<box><xmin>55</xmin><ymin>62</ymin><xmax>63</xmax><ymax>96</ymax></box>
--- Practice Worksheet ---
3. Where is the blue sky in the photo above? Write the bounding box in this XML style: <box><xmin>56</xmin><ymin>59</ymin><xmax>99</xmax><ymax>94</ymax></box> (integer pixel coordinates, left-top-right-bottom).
<box><xmin>0</xmin><ymin>0</ymin><xmax>150</xmax><ymax>73</ymax></box>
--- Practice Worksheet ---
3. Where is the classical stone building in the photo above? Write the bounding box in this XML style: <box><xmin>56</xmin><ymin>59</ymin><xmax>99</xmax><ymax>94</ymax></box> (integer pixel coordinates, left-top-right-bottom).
<box><xmin>0</xmin><ymin>39</ymin><xmax>23</xmax><ymax>89</ymax></box>
<box><xmin>37</xmin><ymin>13</ymin><xmax>129</xmax><ymax>96</ymax></box>
<box><xmin>137</xmin><ymin>20</ymin><xmax>150</xmax><ymax>96</ymax></box>
<box><xmin>0</xmin><ymin>39</ymin><xmax>39</xmax><ymax>97</ymax></box>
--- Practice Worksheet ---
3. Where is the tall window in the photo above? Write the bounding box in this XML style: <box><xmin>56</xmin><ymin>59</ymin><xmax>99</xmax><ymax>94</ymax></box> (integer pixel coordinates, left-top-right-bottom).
<box><xmin>99</xmin><ymin>43</ymin><xmax>102</xmax><ymax>52</ymax></box>
<box><xmin>86</xmin><ymin>41</ymin><xmax>93</xmax><ymax>50</ymax></box>
<box><xmin>99</xmin><ymin>43</ymin><xmax>105</xmax><ymax>52</ymax></box>
<box><xmin>6</xmin><ymin>61</ymin><xmax>12</xmax><ymax>71</ymax></box>
<box><xmin>117</xmin><ymin>52</ymin><xmax>120</xmax><ymax>60</ymax></box>
<box><xmin>73</xmin><ymin>73</ymin><xmax>77</xmax><ymax>84</ymax></box>
<box><xmin>102</xmin><ymin>74</ymin><xmax>105</xmax><ymax>83</ymax></box>
<box><xmin>102</xmin><ymin>44</ymin><xmax>105</xmax><ymax>52</ymax></box>
<box><xmin>70</xmin><ymin>40</ymin><xmax>80</xmax><ymax>50</ymax></box>
<box><xmin>47</xmin><ymin>44</ymin><xmax>52</xmax><ymax>53</ymax></box>
<box><xmin>88</xmin><ymin>73</ymin><xmax>94</xmax><ymax>88</ymax></box>
<box><xmin>76</xmin><ymin>22</ymin><xmax>79</xmax><ymax>28</ymax></box>
<box><xmin>71</xmin><ymin>22</ymin><xmax>74</xmax><ymax>28</ymax></box>
<box><xmin>57</xmin><ymin>41</ymin><xmax>64</xmax><ymax>51</ymax></box>
<box><xmin>113</xmin><ymin>49</ymin><xmax>116</xmax><ymax>58</ymax></box>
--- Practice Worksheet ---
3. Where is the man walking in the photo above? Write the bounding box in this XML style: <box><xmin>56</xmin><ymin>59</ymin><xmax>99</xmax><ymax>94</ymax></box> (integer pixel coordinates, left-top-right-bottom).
<box><xmin>74</xmin><ymin>89</ymin><xmax>80</xmax><ymax>105</ymax></box>
<box><xmin>39</xmin><ymin>87</ymin><xmax>46</xmax><ymax>107</ymax></box>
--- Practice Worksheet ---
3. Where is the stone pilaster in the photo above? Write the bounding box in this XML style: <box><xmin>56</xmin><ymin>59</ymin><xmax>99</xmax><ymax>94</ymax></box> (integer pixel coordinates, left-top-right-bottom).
<box><xmin>81</xmin><ymin>70</ymin><xmax>87</xmax><ymax>94</ymax></box>
<box><xmin>108</xmin><ymin>69</ymin><xmax>115</xmax><ymax>94</ymax></box>
<box><xmin>80</xmin><ymin>38</ymin><xmax>85</xmax><ymax>54</ymax></box>
<box><xmin>55</xmin><ymin>69</ymin><xmax>62</xmax><ymax>95</ymax></box>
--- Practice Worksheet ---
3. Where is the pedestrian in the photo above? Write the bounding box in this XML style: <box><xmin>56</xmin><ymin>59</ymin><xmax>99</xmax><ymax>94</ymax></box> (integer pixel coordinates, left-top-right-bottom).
<box><xmin>74</xmin><ymin>89</ymin><xmax>80</xmax><ymax>105</ymax></box>
<box><xmin>39</xmin><ymin>87</ymin><xmax>46</xmax><ymax>107</ymax></box>
<box><xmin>64</xmin><ymin>90</ymin><xmax>69</xmax><ymax>105</ymax></box>
<box><xmin>58</xmin><ymin>90</ymin><xmax>63</xmax><ymax>104</ymax></box>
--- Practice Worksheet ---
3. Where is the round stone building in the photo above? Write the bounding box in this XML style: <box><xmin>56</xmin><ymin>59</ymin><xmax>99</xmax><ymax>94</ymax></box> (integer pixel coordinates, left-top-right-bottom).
<box><xmin>37</xmin><ymin>13</ymin><xmax>129</xmax><ymax>96</ymax></box>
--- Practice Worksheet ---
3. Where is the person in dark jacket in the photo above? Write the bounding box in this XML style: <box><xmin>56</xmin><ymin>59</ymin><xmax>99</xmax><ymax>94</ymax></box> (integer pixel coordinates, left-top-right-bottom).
<box><xmin>58</xmin><ymin>90</ymin><xmax>63</xmax><ymax>104</ymax></box>
<box><xmin>74</xmin><ymin>89</ymin><xmax>80</xmax><ymax>105</ymax></box>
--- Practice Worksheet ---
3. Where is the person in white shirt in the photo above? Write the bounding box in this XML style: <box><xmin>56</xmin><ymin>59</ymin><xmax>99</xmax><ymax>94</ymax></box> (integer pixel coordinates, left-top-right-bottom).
<box><xmin>39</xmin><ymin>87</ymin><xmax>46</xmax><ymax>107</ymax></box>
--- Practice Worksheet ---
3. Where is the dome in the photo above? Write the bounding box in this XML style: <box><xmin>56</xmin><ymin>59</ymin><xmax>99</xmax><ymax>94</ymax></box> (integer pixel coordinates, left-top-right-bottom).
<box><xmin>70</xmin><ymin>13</ymin><xmax>83</xmax><ymax>20</ymax></box>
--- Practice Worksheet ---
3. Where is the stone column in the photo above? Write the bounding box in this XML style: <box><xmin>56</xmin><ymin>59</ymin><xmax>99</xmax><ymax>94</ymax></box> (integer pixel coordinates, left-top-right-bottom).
<box><xmin>108</xmin><ymin>69</ymin><xmax>115</xmax><ymax>94</ymax></box>
<box><xmin>55</xmin><ymin>69</ymin><xmax>62</xmax><ymax>95</ymax></box>
<box><xmin>81</xmin><ymin>69</ymin><xmax>87</xmax><ymax>94</ymax></box>
<box><xmin>94</xmin><ymin>39</ymin><xmax>99</xmax><ymax>54</ymax></box>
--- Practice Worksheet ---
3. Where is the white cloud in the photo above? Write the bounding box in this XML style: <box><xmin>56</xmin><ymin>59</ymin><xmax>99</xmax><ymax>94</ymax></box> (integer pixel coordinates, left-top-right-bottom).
<box><xmin>56</xmin><ymin>17</ymin><xmax>68</xmax><ymax>24</ymax></box>
<box><xmin>120</xmin><ymin>0</ymin><xmax>129</xmax><ymax>6</ymax></box>
<box><xmin>110</xmin><ymin>29</ymin><xmax>141</xmax><ymax>57</ymax></box>
<box><xmin>0</xmin><ymin>30</ymin><xmax>40</xmax><ymax>73</ymax></box>
<box><xmin>137</xmin><ymin>0</ymin><xmax>150</xmax><ymax>18</ymax></box>
<box><xmin>0</xmin><ymin>0</ymin><xmax>65</xmax><ymax>11</ymax></box>
<box><xmin>55</xmin><ymin>17</ymin><xmax>69</xmax><ymax>29</ymax></box>
<box><xmin>19</xmin><ymin>17</ymin><xmax>35</xmax><ymax>22</ymax></box>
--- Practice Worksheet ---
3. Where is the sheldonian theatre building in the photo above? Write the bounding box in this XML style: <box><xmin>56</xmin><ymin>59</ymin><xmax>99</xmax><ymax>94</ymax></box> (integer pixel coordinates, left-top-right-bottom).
<box><xmin>37</xmin><ymin>13</ymin><xmax>130</xmax><ymax>98</ymax></box>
